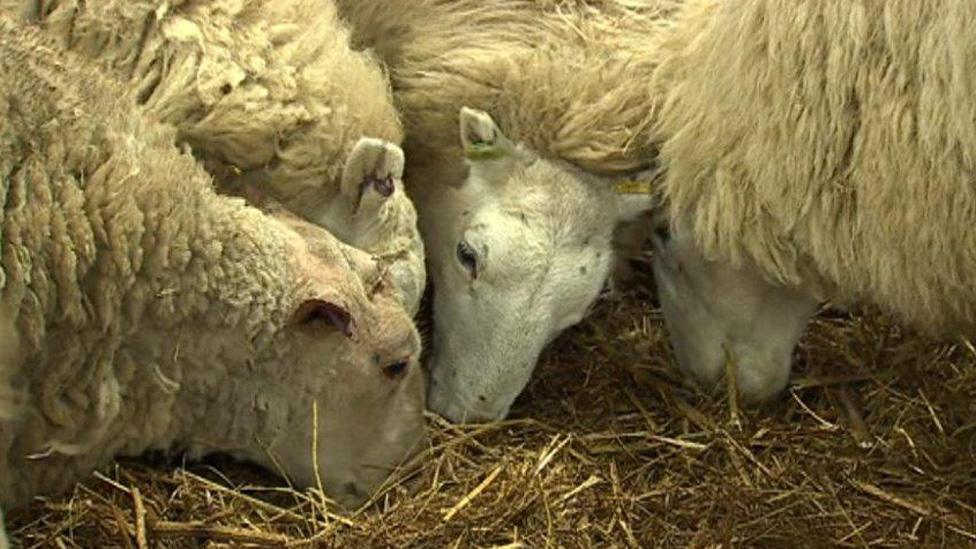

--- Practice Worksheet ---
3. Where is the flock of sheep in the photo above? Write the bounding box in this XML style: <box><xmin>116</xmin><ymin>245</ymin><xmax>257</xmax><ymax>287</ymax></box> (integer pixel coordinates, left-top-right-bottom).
<box><xmin>1</xmin><ymin>0</ymin><xmax>973</xmax><ymax>544</ymax></box>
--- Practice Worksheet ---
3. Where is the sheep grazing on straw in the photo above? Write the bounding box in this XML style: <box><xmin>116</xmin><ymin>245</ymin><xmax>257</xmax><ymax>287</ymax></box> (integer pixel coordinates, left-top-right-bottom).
<box><xmin>336</xmin><ymin>0</ymin><xmax>671</xmax><ymax>422</ymax></box>
<box><xmin>0</xmin><ymin>16</ymin><xmax>426</xmax><ymax>540</ymax></box>
<box><xmin>647</xmin><ymin>0</ymin><xmax>976</xmax><ymax>402</ymax></box>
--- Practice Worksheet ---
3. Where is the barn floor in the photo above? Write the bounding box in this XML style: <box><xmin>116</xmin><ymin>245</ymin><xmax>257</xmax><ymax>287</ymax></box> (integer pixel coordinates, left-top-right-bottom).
<box><xmin>7</xmin><ymin>264</ymin><xmax>976</xmax><ymax>548</ymax></box>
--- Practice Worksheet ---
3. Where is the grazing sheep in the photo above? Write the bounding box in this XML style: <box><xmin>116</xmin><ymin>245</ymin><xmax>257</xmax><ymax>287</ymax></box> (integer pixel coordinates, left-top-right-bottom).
<box><xmin>2</xmin><ymin>0</ymin><xmax>426</xmax><ymax>314</ymax></box>
<box><xmin>336</xmin><ymin>0</ymin><xmax>668</xmax><ymax>422</ymax></box>
<box><xmin>0</xmin><ymin>16</ymin><xmax>426</xmax><ymax>535</ymax></box>
<box><xmin>648</xmin><ymin>0</ymin><xmax>976</xmax><ymax>402</ymax></box>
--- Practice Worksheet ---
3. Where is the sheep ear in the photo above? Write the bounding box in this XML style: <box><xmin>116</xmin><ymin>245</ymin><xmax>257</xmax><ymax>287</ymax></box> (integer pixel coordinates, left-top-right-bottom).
<box><xmin>459</xmin><ymin>107</ymin><xmax>518</xmax><ymax>188</ymax></box>
<box><xmin>459</xmin><ymin>106</ymin><xmax>514</xmax><ymax>162</ymax></box>
<box><xmin>340</xmin><ymin>137</ymin><xmax>405</xmax><ymax>201</ymax></box>
<box><xmin>291</xmin><ymin>298</ymin><xmax>356</xmax><ymax>339</ymax></box>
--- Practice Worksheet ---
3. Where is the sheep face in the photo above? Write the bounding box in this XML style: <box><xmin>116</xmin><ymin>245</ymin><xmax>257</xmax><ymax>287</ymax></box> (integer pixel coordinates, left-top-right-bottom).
<box><xmin>650</xmin><ymin>213</ymin><xmax>820</xmax><ymax>403</ymax></box>
<box><xmin>274</xmin><ymin>294</ymin><xmax>425</xmax><ymax>509</ymax></box>
<box><xmin>423</xmin><ymin>107</ymin><xmax>653</xmax><ymax>423</ymax></box>
<box><xmin>233</xmin><ymin>228</ymin><xmax>426</xmax><ymax>510</ymax></box>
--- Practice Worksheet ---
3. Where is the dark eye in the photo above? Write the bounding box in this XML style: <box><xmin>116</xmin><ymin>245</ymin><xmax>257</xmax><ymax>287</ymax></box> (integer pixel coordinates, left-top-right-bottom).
<box><xmin>456</xmin><ymin>240</ymin><xmax>478</xmax><ymax>278</ymax></box>
<box><xmin>382</xmin><ymin>359</ymin><xmax>409</xmax><ymax>380</ymax></box>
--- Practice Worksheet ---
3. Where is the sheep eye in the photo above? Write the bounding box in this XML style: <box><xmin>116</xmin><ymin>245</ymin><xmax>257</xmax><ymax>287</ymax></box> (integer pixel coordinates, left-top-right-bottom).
<box><xmin>456</xmin><ymin>240</ymin><xmax>478</xmax><ymax>279</ymax></box>
<box><xmin>383</xmin><ymin>359</ymin><xmax>409</xmax><ymax>380</ymax></box>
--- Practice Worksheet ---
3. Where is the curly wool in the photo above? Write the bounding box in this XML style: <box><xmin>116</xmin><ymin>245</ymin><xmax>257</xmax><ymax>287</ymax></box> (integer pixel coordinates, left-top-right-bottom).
<box><xmin>0</xmin><ymin>14</ymin><xmax>286</xmax><ymax>502</ymax></box>
<box><xmin>3</xmin><ymin>0</ymin><xmax>403</xmax><ymax>221</ymax></box>
<box><xmin>0</xmin><ymin>17</ymin><xmax>415</xmax><ymax>507</ymax></box>
<box><xmin>651</xmin><ymin>0</ymin><xmax>976</xmax><ymax>336</ymax></box>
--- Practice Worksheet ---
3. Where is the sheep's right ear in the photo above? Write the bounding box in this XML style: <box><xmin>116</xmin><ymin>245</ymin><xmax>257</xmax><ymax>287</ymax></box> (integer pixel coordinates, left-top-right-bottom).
<box><xmin>340</xmin><ymin>137</ymin><xmax>405</xmax><ymax>204</ymax></box>
<box><xmin>459</xmin><ymin>107</ymin><xmax>519</xmax><ymax>186</ymax></box>
<box><xmin>459</xmin><ymin>107</ymin><xmax>513</xmax><ymax>160</ymax></box>
<box><xmin>291</xmin><ymin>298</ymin><xmax>357</xmax><ymax>339</ymax></box>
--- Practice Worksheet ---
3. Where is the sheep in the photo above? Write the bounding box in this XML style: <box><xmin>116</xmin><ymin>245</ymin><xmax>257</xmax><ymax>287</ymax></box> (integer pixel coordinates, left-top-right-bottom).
<box><xmin>2</xmin><ymin>0</ymin><xmax>426</xmax><ymax>315</ymax></box>
<box><xmin>335</xmin><ymin>0</ymin><xmax>668</xmax><ymax>422</ymax></box>
<box><xmin>647</xmin><ymin>0</ymin><xmax>976</xmax><ymax>402</ymax></box>
<box><xmin>0</xmin><ymin>16</ymin><xmax>426</xmax><ymax>534</ymax></box>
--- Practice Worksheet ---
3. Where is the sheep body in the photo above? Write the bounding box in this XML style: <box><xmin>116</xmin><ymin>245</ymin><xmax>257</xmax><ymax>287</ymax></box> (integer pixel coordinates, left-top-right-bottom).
<box><xmin>4</xmin><ymin>0</ymin><xmax>426</xmax><ymax>314</ymax></box>
<box><xmin>652</xmin><ymin>0</ymin><xmax>976</xmax><ymax>336</ymax></box>
<box><xmin>0</xmin><ymin>15</ymin><xmax>425</xmax><ymax>523</ymax></box>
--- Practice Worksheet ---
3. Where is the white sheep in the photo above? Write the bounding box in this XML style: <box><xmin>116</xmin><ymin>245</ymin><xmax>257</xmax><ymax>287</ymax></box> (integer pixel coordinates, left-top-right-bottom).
<box><xmin>336</xmin><ymin>0</ymin><xmax>667</xmax><ymax>421</ymax></box>
<box><xmin>3</xmin><ymin>0</ymin><xmax>426</xmax><ymax>315</ymax></box>
<box><xmin>0</xmin><ymin>18</ymin><xmax>426</xmax><ymax>540</ymax></box>
<box><xmin>647</xmin><ymin>0</ymin><xmax>976</xmax><ymax>402</ymax></box>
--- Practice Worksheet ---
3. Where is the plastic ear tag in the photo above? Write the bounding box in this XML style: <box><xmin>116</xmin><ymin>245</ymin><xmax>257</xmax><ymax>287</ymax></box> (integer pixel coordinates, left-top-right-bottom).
<box><xmin>613</xmin><ymin>179</ymin><xmax>653</xmax><ymax>195</ymax></box>
<box><xmin>463</xmin><ymin>142</ymin><xmax>507</xmax><ymax>161</ymax></box>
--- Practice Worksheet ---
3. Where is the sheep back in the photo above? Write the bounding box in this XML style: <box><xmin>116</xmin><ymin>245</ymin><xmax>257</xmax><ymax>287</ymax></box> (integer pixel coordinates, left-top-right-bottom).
<box><xmin>652</xmin><ymin>0</ymin><xmax>976</xmax><ymax>335</ymax></box>
<box><xmin>3</xmin><ymin>0</ymin><xmax>404</xmax><ymax>219</ymax></box>
<box><xmin>337</xmin><ymin>0</ymin><xmax>672</xmax><ymax>186</ymax></box>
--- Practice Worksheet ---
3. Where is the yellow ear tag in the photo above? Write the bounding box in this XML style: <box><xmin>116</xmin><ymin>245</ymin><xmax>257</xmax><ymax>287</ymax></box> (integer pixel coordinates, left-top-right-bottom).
<box><xmin>464</xmin><ymin>142</ymin><xmax>506</xmax><ymax>161</ymax></box>
<box><xmin>614</xmin><ymin>179</ymin><xmax>653</xmax><ymax>195</ymax></box>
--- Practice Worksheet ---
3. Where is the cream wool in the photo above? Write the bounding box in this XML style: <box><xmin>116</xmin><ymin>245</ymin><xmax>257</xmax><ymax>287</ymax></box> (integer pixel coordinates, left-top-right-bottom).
<box><xmin>0</xmin><ymin>17</ymin><xmax>425</xmax><ymax>529</ymax></box>
<box><xmin>4</xmin><ymin>0</ymin><xmax>402</xmax><ymax>213</ymax></box>
<box><xmin>338</xmin><ymin>0</ymin><xmax>672</xmax><ymax>183</ymax></box>
<box><xmin>648</xmin><ymin>0</ymin><xmax>976</xmax><ymax>401</ymax></box>
<box><xmin>3</xmin><ymin>0</ymin><xmax>426</xmax><ymax>314</ymax></box>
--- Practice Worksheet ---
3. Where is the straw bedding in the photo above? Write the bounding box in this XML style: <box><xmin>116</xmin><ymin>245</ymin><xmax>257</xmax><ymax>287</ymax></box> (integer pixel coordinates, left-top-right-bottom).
<box><xmin>6</xmin><ymin>258</ymin><xmax>975</xmax><ymax>548</ymax></box>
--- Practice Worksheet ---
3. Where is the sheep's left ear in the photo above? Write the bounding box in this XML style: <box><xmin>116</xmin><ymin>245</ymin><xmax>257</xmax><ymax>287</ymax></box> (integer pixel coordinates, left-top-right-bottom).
<box><xmin>459</xmin><ymin>107</ymin><xmax>518</xmax><ymax>186</ymax></box>
<box><xmin>612</xmin><ymin>169</ymin><xmax>658</xmax><ymax>223</ymax></box>
<box><xmin>291</xmin><ymin>298</ymin><xmax>357</xmax><ymax>339</ymax></box>
<box><xmin>460</xmin><ymin>107</ymin><xmax>514</xmax><ymax>160</ymax></box>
